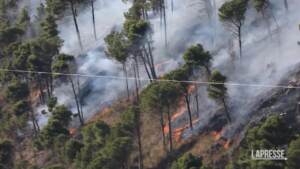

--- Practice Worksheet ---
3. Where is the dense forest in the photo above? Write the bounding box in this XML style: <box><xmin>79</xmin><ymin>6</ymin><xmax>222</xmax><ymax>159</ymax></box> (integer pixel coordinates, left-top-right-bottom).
<box><xmin>0</xmin><ymin>0</ymin><xmax>299</xmax><ymax>169</ymax></box>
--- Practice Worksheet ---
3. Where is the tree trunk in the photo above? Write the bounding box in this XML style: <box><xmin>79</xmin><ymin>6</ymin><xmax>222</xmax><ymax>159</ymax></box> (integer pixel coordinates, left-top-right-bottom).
<box><xmin>36</xmin><ymin>75</ymin><xmax>44</xmax><ymax>104</ymax></box>
<box><xmin>77</xmin><ymin>76</ymin><xmax>84</xmax><ymax>123</ymax></box>
<box><xmin>141</xmin><ymin>54</ymin><xmax>152</xmax><ymax>82</ymax></box>
<box><xmin>30</xmin><ymin>110</ymin><xmax>39</xmax><ymax>135</ymax></box>
<box><xmin>162</xmin><ymin>0</ymin><xmax>167</xmax><ymax>47</ymax></box>
<box><xmin>159</xmin><ymin>107</ymin><xmax>167</xmax><ymax>149</ymax></box>
<box><xmin>184</xmin><ymin>93</ymin><xmax>193</xmax><ymax>130</ymax></box>
<box><xmin>204</xmin><ymin>65</ymin><xmax>211</xmax><ymax>77</ymax></box>
<box><xmin>167</xmin><ymin>104</ymin><xmax>173</xmax><ymax>152</ymax></box>
<box><xmin>238</xmin><ymin>25</ymin><xmax>242</xmax><ymax>59</ymax></box>
<box><xmin>195</xmin><ymin>94</ymin><xmax>199</xmax><ymax>116</ymax></box>
<box><xmin>171</xmin><ymin>0</ymin><xmax>174</xmax><ymax>13</ymax></box>
<box><xmin>45</xmin><ymin>76</ymin><xmax>51</xmax><ymax>98</ymax></box>
<box><xmin>133</xmin><ymin>58</ymin><xmax>139</xmax><ymax>101</ymax></box>
<box><xmin>222</xmin><ymin>98</ymin><xmax>231</xmax><ymax>123</ymax></box>
<box><xmin>135</xmin><ymin>108</ymin><xmax>144</xmax><ymax>169</ymax></box>
<box><xmin>123</xmin><ymin>64</ymin><xmax>130</xmax><ymax>100</ymax></box>
<box><xmin>284</xmin><ymin>0</ymin><xmax>288</xmax><ymax>11</ymax></box>
<box><xmin>146</xmin><ymin>42</ymin><xmax>157</xmax><ymax>79</ymax></box>
<box><xmin>70</xmin><ymin>77</ymin><xmax>84</xmax><ymax>125</ymax></box>
<box><xmin>91</xmin><ymin>0</ymin><xmax>97</xmax><ymax>40</ymax></box>
<box><xmin>70</xmin><ymin>0</ymin><xmax>83</xmax><ymax>50</ymax></box>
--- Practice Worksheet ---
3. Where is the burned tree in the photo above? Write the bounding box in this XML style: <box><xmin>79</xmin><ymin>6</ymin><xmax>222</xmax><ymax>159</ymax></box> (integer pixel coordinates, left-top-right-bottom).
<box><xmin>207</xmin><ymin>70</ymin><xmax>231</xmax><ymax>123</ymax></box>
<box><xmin>219</xmin><ymin>0</ymin><xmax>248</xmax><ymax>59</ymax></box>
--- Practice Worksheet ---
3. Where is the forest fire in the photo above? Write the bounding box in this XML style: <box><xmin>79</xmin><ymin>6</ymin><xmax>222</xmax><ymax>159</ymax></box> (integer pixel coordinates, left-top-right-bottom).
<box><xmin>163</xmin><ymin>84</ymin><xmax>198</xmax><ymax>141</ymax></box>
<box><xmin>171</xmin><ymin>84</ymin><xmax>196</xmax><ymax>121</ymax></box>
<box><xmin>210</xmin><ymin>128</ymin><xmax>232</xmax><ymax>150</ymax></box>
<box><xmin>69</xmin><ymin>128</ymin><xmax>77</xmax><ymax>136</ymax></box>
<box><xmin>211</xmin><ymin>130</ymin><xmax>222</xmax><ymax>141</ymax></box>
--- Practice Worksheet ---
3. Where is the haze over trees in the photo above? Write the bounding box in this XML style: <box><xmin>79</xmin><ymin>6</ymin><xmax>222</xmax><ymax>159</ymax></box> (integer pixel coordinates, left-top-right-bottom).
<box><xmin>0</xmin><ymin>0</ymin><xmax>299</xmax><ymax>169</ymax></box>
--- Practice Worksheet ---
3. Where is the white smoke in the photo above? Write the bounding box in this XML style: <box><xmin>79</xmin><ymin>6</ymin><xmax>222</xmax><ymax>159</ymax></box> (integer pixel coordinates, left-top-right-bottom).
<box><xmin>35</xmin><ymin>0</ymin><xmax>300</xmax><ymax>132</ymax></box>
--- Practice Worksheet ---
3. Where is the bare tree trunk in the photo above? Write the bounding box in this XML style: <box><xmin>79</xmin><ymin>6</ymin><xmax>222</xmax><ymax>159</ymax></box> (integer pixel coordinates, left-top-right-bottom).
<box><xmin>123</xmin><ymin>64</ymin><xmax>130</xmax><ymax>100</ymax></box>
<box><xmin>91</xmin><ymin>0</ymin><xmax>97</xmax><ymax>40</ymax></box>
<box><xmin>284</xmin><ymin>0</ymin><xmax>288</xmax><ymax>11</ymax></box>
<box><xmin>160</xmin><ymin>107</ymin><xmax>167</xmax><ymax>149</ymax></box>
<box><xmin>167</xmin><ymin>104</ymin><xmax>173</xmax><ymax>152</ymax></box>
<box><xmin>222</xmin><ymin>98</ymin><xmax>231</xmax><ymax>123</ymax></box>
<box><xmin>77</xmin><ymin>76</ymin><xmax>84</xmax><ymax>123</ymax></box>
<box><xmin>195</xmin><ymin>94</ymin><xmax>199</xmax><ymax>115</ymax></box>
<box><xmin>70</xmin><ymin>77</ymin><xmax>84</xmax><ymax>125</ymax></box>
<box><xmin>133</xmin><ymin>58</ymin><xmax>139</xmax><ymax>101</ymax></box>
<box><xmin>185</xmin><ymin>93</ymin><xmax>193</xmax><ymax>130</ymax></box>
<box><xmin>70</xmin><ymin>0</ymin><xmax>83</xmax><ymax>50</ymax></box>
<box><xmin>146</xmin><ymin>42</ymin><xmax>157</xmax><ymax>79</ymax></box>
<box><xmin>171</xmin><ymin>0</ymin><xmax>174</xmax><ymax>13</ymax></box>
<box><xmin>238</xmin><ymin>25</ymin><xmax>242</xmax><ymax>59</ymax></box>
<box><xmin>141</xmin><ymin>54</ymin><xmax>152</xmax><ymax>82</ymax></box>
<box><xmin>36</xmin><ymin>75</ymin><xmax>45</xmax><ymax>104</ymax></box>
<box><xmin>45</xmin><ymin>76</ymin><xmax>51</xmax><ymax>98</ymax></box>
<box><xmin>135</xmin><ymin>108</ymin><xmax>143</xmax><ymax>169</ymax></box>
<box><xmin>162</xmin><ymin>0</ymin><xmax>167</xmax><ymax>47</ymax></box>
<box><xmin>204</xmin><ymin>65</ymin><xmax>211</xmax><ymax>77</ymax></box>
<box><xmin>30</xmin><ymin>110</ymin><xmax>39</xmax><ymax>135</ymax></box>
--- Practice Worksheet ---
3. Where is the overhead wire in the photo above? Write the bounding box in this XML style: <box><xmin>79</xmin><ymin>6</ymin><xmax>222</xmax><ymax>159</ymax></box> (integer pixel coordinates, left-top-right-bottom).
<box><xmin>0</xmin><ymin>68</ymin><xmax>299</xmax><ymax>89</ymax></box>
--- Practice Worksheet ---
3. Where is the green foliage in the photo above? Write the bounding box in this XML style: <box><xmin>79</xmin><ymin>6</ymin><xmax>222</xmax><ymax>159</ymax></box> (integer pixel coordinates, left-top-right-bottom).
<box><xmin>123</xmin><ymin>19</ymin><xmax>151</xmax><ymax>45</ymax></box>
<box><xmin>43</xmin><ymin>164</ymin><xmax>65</xmax><ymax>169</ymax></box>
<box><xmin>0</xmin><ymin>27</ymin><xmax>24</xmax><ymax>48</ymax></box>
<box><xmin>51</xmin><ymin>54</ymin><xmax>75</xmax><ymax>75</ymax></box>
<box><xmin>52</xmin><ymin>105</ymin><xmax>72</xmax><ymax>126</ymax></box>
<box><xmin>5</xmin><ymin>80</ymin><xmax>29</xmax><ymax>102</ymax></box>
<box><xmin>64</xmin><ymin>139</ymin><xmax>83</xmax><ymax>162</ymax></box>
<box><xmin>219</xmin><ymin>0</ymin><xmax>248</xmax><ymax>26</ymax></box>
<box><xmin>75</xmin><ymin>109</ymin><xmax>137</xmax><ymax>169</ymax></box>
<box><xmin>47</xmin><ymin>97</ymin><xmax>57</xmax><ymax>112</ymax></box>
<box><xmin>253</xmin><ymin>0</ymin><xmax>269</xmax><ymax>12</ymax></box>
<box><xmin>45</xmin><ymin>0</ymin><xmax>67</xmax><ymax>16</ymax></box>
<box><xmin>183</xmin><ymin>44</ymin><xmax>212</xmax><ymax>71</ymax></box>
<box><xmin>141</xmin><ymin>81</ymin><xmax>181</xmax><ymax>114</ymax></box>
<box><xmin>207</xmin><ymin>70</ymin><xmax>227</xmax><ymax>100</ymax></box>
<box><xmin>104</xmin><ymin>31</ymin><xmax>129</xmax><ymax>63</ymax></box>
<box><xmin>233</xmin><ymin>115</ymin><xmax>295</xmax><ymax>169</ymax></box>
<box><xmin>16</xmin><ymin>8</ymin><xmax>30</xmax><ymax>31</ymax></box>
<box><xmin>38</xmin><ymin>105</ymin><xmax>72</xmax><ymax>147</ymax></box>
<box><xmin>286</xmin><ymin>136</ymin><xmax>300</xmax><ymax>169</ymax></box>
<box><xmin>81</xmin><ymin>121</ymin><xmax>110</xmax><ymax>145</ymax></box>
<box><xmin>171</xmin><ymin>153</ymin><xmax>202</xmax><ymax>169</ymax></box>
<box><xmin>40</xmin><ymin>14</ymin><xmax>62</xmax><ymax>51</ymax></box>
<box><xmin>11</xmin><ymin>42</ymin><xmax>31</xmax><ymax>70</ymax></box>
<box><xmin>76</xmin><ymin>121</ymin><xmax>111</xmax><ymax>168</ymax></box>
<box><xmin>11</xmin><ymin>100</ymin><xmax>30</xmax><ymax>116</ymax></box>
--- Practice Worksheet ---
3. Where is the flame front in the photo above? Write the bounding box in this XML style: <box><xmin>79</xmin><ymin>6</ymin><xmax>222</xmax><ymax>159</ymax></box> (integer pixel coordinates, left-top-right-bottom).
<box><xmin>163</xmin><ymin>84</ymin><xmax>197</xmax><ymax>142</ymax></box>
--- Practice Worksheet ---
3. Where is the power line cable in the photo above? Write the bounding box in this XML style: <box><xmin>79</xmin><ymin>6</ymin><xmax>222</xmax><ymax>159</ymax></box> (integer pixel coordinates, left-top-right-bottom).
<box><xmin>0</xmin><ymin>68</ymin><xmax>299</xmax><ymax>89</ymax></box>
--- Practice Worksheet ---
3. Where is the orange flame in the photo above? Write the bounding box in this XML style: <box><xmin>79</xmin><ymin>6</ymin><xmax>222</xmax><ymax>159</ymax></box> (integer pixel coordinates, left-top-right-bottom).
<box><xmin>163</xmin><ymin>84</ymin><xmax>198</xmax><ymax>142</ymax></box>
<box><xmin>224</xmin><ymin>140</ymin><xmax>230</xmax><ymax>150</ymax></box>
<box><xmin>69</xmin><ymin>128</ymin><xmax>77</xmax><ymax>136</ymax></box>
<box><xmin>211</xmin><ymin>130</ymin><xmax>222</xmax><ymax>141</ymax></box>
